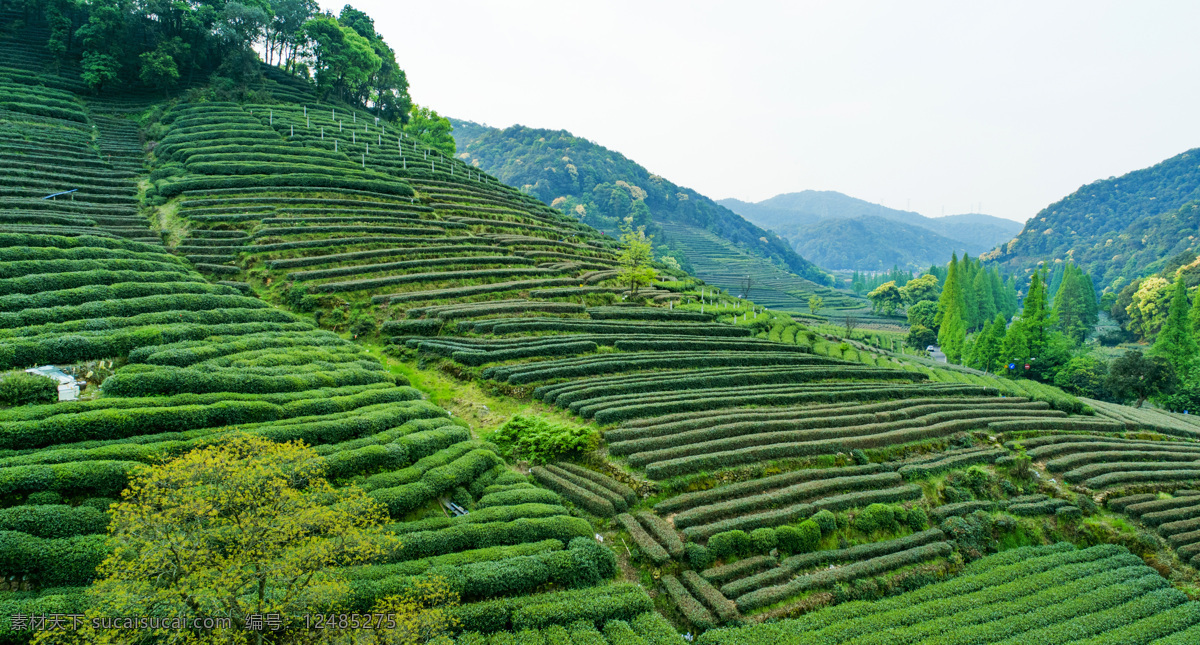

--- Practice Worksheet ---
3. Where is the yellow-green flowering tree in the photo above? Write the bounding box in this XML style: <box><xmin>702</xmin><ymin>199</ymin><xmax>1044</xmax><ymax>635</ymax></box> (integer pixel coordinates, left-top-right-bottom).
<box><xmin>36</xmin><ymin>435</ymin><xmax>436</xmax><ymax>645</ymax></box>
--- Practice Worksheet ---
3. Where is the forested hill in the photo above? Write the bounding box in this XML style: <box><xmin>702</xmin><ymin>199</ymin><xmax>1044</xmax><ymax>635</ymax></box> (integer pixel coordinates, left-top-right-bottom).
<box><xmin>449</xmin><ymin>120</ymin><xmax>833</xmax><ymax>286</ymax></box>
<box><xmin>720</xmin><ymin>191</ymin><xmax>1023</xmax><ymax>271</ymax></box>
<box><xmin>987</xmin><ymin>148</ymin><xmax>1200</xmax><ymax>294</ymax></box>
<box><xmin>785</xmin><ymin>215</ymin><xmax>971</xmax><ymax>271</ymax></box>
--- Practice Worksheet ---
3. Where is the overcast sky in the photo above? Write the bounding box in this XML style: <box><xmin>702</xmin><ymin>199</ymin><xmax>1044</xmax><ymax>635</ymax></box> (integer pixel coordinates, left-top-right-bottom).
<box><xmin>318</xmin><ymin>1</ymin><xmax>1200</xmax><ymax>223</ymax></box>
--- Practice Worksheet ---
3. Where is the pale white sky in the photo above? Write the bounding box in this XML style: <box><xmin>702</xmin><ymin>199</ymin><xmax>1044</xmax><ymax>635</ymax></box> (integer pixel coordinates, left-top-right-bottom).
<box><xmin>318</xmin><ymin>1</ymin><xmax>1200</xmax><ymax>223</ymax></box>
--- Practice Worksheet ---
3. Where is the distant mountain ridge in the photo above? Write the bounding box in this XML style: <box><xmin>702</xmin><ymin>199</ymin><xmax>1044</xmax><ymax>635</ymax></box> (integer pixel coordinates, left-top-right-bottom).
<box><xmin>450</xmin><ymin>120</ymin><xmax>834</xmax><ymax>286</ymax></box>
<box><xmin>988</xmin><ymin>148</ymin><xmax>1200</xmax><ymax>293</ymax></box>
<box><xmin>718</xmin><ymin>191</ymin><xmax>1024</xmax><ymax>271</ymax></box>
<box><xmin>784</xmin><ymin>215</ymin><xmax>974</xmax><ymax>272</ymax></box>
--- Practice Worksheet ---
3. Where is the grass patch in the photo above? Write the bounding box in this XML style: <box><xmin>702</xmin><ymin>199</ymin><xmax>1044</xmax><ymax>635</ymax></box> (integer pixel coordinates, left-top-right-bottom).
<box><xmin>357</xmin><ymin>339</ymin><xmax>591</xmax><ymax>436</ymax></box>
<box><xmin>152</xmin><ymin>195</ymin><xmax>190</xmax><ymax>247</ymax></box>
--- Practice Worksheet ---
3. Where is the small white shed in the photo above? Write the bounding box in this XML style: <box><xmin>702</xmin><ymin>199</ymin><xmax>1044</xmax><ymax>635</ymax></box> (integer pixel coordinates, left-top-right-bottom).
<box><xmin>25</xmin><ymin>365</ymin><xmax>80</xmax><ymax>401</ymax></box>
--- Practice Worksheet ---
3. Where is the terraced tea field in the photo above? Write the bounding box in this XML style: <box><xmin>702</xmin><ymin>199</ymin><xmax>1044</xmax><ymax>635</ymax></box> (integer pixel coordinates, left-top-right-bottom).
<box><xmin>0</xmin><ymin>67</ymin><xmax>644</xmax><ymax>641</ymax></box>
<box><xmin>699</xmin><ymin>543</ymin><xmax>1200</xmax><ymax>644</ymax></box>
<box><xmin>657</xmin><ymin>222</ymin><xmax>866</xmax><ymax>314</ymax></box>
<box><xmin>5</xmin><ymin>17</ymin><xmax>1200</xmax><ymax>643</ymax></box>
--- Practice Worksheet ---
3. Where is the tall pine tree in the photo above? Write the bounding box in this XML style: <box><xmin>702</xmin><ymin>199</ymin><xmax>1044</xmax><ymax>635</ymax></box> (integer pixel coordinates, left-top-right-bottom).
<box><xmin>1153</xmin><ymin>278</ymin><xmax>1198</xmax><ymax>374</ymax></box>
<box><xmin>1004</xmin><ymin>276</ymin><xmax>1020</xmax><ymax>318</ymax></box>
<box><xmin>1191</xmin><ymin>286</ymin><xmax>1200</xmax><ymax>338</ymax></box>
<box><xmin>935</xmin><ymin>253</ymin><xmax>963</xmax><ymax>330</ymax></box>
<box><xmin>989</xmin><ymin>267</ymin><xmax>1008</xmax><ymax>319</ymax></box>
<box><xmin>969</xmin><ymin>313</ymin><xmax>1007</xmax><ymax>372</ymax></box>
<box><xmin>1053</xmin><ymin>263</ymin><xmax>1097</xmax><ymax>344</ymax></box>
<box><xmin>1022</xmin><ymin>269</ymin><xmax>1055</xmax><ymax>358</ymax></box>
<box><xmin>961</xmin><ymin>255</ymin><xmax>981</xmax><ymax>330</ymax></box>
<box><xmin>972</xmin><ymin>267</ymin><xmax>997</xmax><ymax>329</ymax></box>
<box><xmin>940</xmin><ymin>309</ymin><xmax>967</xmax><ymax>363</ymax></box>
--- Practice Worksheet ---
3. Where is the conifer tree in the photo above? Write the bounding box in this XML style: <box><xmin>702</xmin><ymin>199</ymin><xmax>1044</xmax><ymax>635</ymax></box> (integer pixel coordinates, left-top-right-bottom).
<box><xmin>972</xmin><ymin>267</ymin><xmax>997</xmax><ymax>330</ymax></box>
<box><xmin>940</xmin><ymin>309</ymin><xmax>967</xmax><ymax>363</ymax></box>
<box><xmin>1153</xmin><ymin>278</ymin><xmax>1198</xmax><ymax>373</ymax></box>
<box><xmin>1053</xmin><ymin>263</ymin><xmax>1097</xmax><ymax>344</ymax></box>
<box><xmin>1022</xmin><ymin>269</ymin><xmax>1055</xmax><ymax>357</ymax></box>
<box><xmin>1004</xmin><ymin>276</ymin><xmax>1020</xmax><ymax>318</ymax></box>
<box><xmin>1079</xmin><ymin>268</ymin><xmax>1100</xmax><ymax>328</ymax></box>
<box><xmin>989</xmin><ymin>267</ymin><xmax>1008</xmax><ymax>318</ymax></box>
<box><xmin>935</xmin><ymin>253</ymin><xmax>963</xmax><ymax>329</ymax></box>
<box><xmin>971</xmin><ymin>313</ymin><xmax>1008</xmax><ymax>372</ymax></box>
<box><xmin>1188</xmin><ymin>284</ymin><xmax>1200</xmax><ymax>338</ymax></box>
<box><xmin>960</xmin><ymin>255</ymin><xmax>980</xmax><ymax>330</ymax></box>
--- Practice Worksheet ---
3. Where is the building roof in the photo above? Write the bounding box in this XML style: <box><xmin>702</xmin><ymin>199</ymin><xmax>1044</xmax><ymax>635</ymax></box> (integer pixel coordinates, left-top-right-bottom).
<box><xmin>25</xmin><ymin>365</ymin><xmax>75</xmax><ymax>385</ymax></box>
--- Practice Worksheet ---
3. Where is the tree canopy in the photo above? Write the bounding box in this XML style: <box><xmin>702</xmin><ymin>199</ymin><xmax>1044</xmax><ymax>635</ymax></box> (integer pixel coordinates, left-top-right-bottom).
<box><xmin>60</xmin><ymin>435</ymin><xmax>413</xmax><ymax>644</ymax></box>
<box><xmin>21</xmin><ymin>0</ymin><xmax>416</xmax><ymax>124</ymax></box>
<box><xmin>617</xmin><ymin>221</ymin><xmax>655</xmax><ymax>295</ymax></box>
<box><xmin>1107</xmin><ymin>350</ymin><xmax>1178</xmax><ymax>408</ymax></box>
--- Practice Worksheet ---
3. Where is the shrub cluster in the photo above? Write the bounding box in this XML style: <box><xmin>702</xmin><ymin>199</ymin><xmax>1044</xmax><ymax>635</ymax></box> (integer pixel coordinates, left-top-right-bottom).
<box><xmin>681</xmin><ymin>570</ymin><xmax>739</xmax><ymax>624</ymax></box>
<box><xmin>673</xmin><ymin>472</ymin><xmax>902</xmax><ymax>531</ymax></box>
<box><xmin>0</xmin><ymin>371</ymin><xmax>58</xmax><ymax>406</ymax></box>
<box><xmin>662</xmin><ymin>575</ymin><xmax>716</xmax><ymax>630</ymax></box>
<box><xmin>387</xmin><ymin>514</ymin><xmax>591</xmax><ymax>563</ymax></box>
<box><xmin>370</xmin><ymin>448</ymin><xmax>503</xmax><ymax>517</ymax></box>
<box><xmin>614</xmin><ymin>513</ymin><xmax>670</xmax><ymax>565</ymax></box>
<box><xmin>735</xmin><ymin>541</ymin><xmax>953</xmax><ymax>610</ymax></box>
<box><xmin>721</xmin><ymin>528</ymin><xmax>946</xmax><ymax>599</ymax></box>
<box><xmin>0</xmin><ymin>531</ymin><xmax>107</xmax><ymax>587</ymax></box>
<box><xmin>532</xmin><ymin>466</ymin><xmax>614</xmax><ymax>517</ymax></box>
<box><xmin>0</xmin><ymin>504</ymin><xmax>109</xmax><ymax>539</ymax></box>
<box><xmin>452</xmin><ymin>583</ymin><xmax>653</xmax><ymax>634</ymax></box>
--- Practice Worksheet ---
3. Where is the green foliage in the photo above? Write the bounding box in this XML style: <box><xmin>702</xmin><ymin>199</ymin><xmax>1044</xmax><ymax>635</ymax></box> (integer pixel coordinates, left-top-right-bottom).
<box><xmin>680</xmin><ymin>570</ymin><xmax>740</xmax><ymax>625</ymax></box>
<box><xmin>901</xmin><ymin>273</ymin><xmax>941</xmax><ymax>305</ymax></box>
<box><xmin>661</xmin><ymin>575</ymin><xmax>716</xmax><ymax>629</ymax></box>
<box><xmin>614</xmin><ymin>514</ymin><xmax>669</xmax><ymax>565</ymax></box>
<box><xmin>635</xmin><ymin>511</ymin><xmax>685</xmax><ymax>558</ymax></box>
<box><xmin>997</xmin><ymin>271</ymin><xmax>1073</xmax><ymax>382</ymax></box>
<box><xmin>616</xmin><ymin>223</ymin><xmax>655</xmax><ymax>295</ymax></box>
<box><xmin>0</xmin><ymin>505</ymin><xmax>109</xmax><ymax>539</ymax></box>
<box><xmin>965</xmin><ymin>314</ymin><xmax>1006</xmax><ymax>372</ymax></box>
<box><xmin>938</xmin><ymin>310</ymin><xmax>966</xmax><ymax>363</ymax></box>
<box><xmin>907</xmin><ymin>299</ymin><xmax>938</xmax><ymax>329</ymax></box>
<box><xmin>734</xmin><ymin>541</ymin><xmax>953</xmax><ymax>611</ymax></box>
<box><xmin>304</xmin><ymin>14</ymin><xmax>381</xmax><ymax>100</ymax></box>
<box><xmin>794</xmin><ymin>520</ymin><xmax>821</xmax><ymax>553</ymax></box>
<box><xmin>1052</xmin><ymin>262</ymin><xmax>1100</xmax><ymax>343</ymax></box>
<box><xmin>405</xmin><ymin>104</ymin><xmax>455</xmax><ymax>156</ymax></box>
<box><xmin>867</xmin><ymin>280</ymin><xmax>903</xmax><ymax>315</ymax></box>
<box><xmin>812</xmin><ymin>509</ymin><xmax>837</xmax><ymax>535</ymax></box>
<box><xmin>707</xmin><ymin>530</ymin><xmax>752</xmax><ymax>561</ymax></box>
<box><xmin>696</xmin><ymin>544</ymin><xmax>1183</xmax><ymax>645</ymax></box>
<box><xmin>1053</xmin><ymin>355</ymin><xmax>1110</xmax><ymax>399</ymax></box>
<box><xmin>1107</xmin><ymin>349</ymin><xmax>1178</xmax><ymax>408</ymax></box>
<box><xmin>853</xmin><ymin>503</ymin><xmax>899</xmax><ymax>534</ymax></box>
<box><xmin>532</xmin><ymin>468</ymin><xmax>615</xmax><ymax>517</ymax></box>
<box><xmin>489</xmin><ymin>415</ymin><xmax>598</xmax><ymax>465</ymax></box>
<box><xmin>138</xmin><ymin>45</ymin><xmax>180</xmax><ymax>93</ymax></box>
<box><xmin>80</xmin><ymin>51</ymin><xmax>120</xmax><ymax>92</ymax></box>
<box><xmin>749</xmin><ymin>527</ymin><xmax>777</xmax><ymax>553</ymax></box>
<box><xmin>905</xmin><ymin>324</ymin><xmax>937</xmax><ymax>350</ymax></box>
<box><xmin>1153</xmin><ymin>278</ymin><xmax>1199</xmax><ymax>373</ymax></box>
<box><xmin>0</xmin><ymin>531</ymin><xmax>107</xmax><ymax>587</ymax></box>
<box><xmin>0</xmin><ymin>371</ymin><xmax>58</xmax><ymax>407</ymax></box>
<box><xmin>453</xmin><ymin>583</ymin><xmax>652</xmax><ymax>634</ymax></box>
<box><xmin>672</xmin><ymin>472</ymin><xmax>903</xmax><ymax>532</ymax></box>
